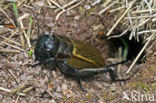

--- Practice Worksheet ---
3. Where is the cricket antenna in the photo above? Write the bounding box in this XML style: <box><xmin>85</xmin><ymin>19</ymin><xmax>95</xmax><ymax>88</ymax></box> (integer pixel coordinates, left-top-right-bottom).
<box><xmin>32</xmin><ymin>12</ymin><xmax>40</xmax><ymax>37</ymax></box>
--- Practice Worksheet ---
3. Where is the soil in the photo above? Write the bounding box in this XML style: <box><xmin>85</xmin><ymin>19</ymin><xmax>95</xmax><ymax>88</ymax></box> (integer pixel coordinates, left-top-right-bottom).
<box><xmin>0</xmin><ymin>0</ymin><xmax>156</xmax><ymax>103</ymax></box>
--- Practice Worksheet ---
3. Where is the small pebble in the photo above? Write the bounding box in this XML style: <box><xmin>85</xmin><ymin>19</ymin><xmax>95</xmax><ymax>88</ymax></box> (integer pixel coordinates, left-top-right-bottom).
<box><xmin>74</xmin><ymin>15</ymin><xmax>80</xmax><ymax>20</ymax></box>
<box><xmin>66</xmin><ymin>11</ymin><xmax>72</xmax><ymax>17</ymax></box>
<box><xmin>62</xmin><ymin>84</ymin><xmax>68</xmax><ymax>91</ymax></box>
<box><xmin>47</xmin><ymin>22</ymin><xmax>55</xmax><ymax>28</ymax></box>
<box><xmin>56</xmin><ymin>86</ymin><xmax>61</xmax><ymax>92</ymax></box>
<box><xmin>19</xmin><ymin>61</ymin><xmax>22</xmax><ymax>65</ymax></box>
<box><xmin>110</xmin><ymin>83</ymin><xmax>116</xmax><ymax>92</ymax></box>
<box><xmin>103</xmin><ymin>82</ymin><xmax>109</xmax><ymax>87</ymax></box>
<box><xmin>91</xmin><ymin>0</ymin><xmax>101</xmax><ymax>6</ymax></box>
<box><xmin>0</xmin><ymin>94</ymin><xmax>3</xmax><ymax>100</ymax></box>
<box><xmin>84</xmin><ymin>5</ymin><xmax>90</xmax><ymax>10</ymax></box>
<box><xmin>95</xmin><ymin>82</ymin><xmax>103</xmax><ymax>89</ymax></box>
<box><xmin>53</xmin><ymin>92</ymin><xmax>63</xmax><ymax>98</ymax></box>
<box><xmin>21</xmin><ymin>75</ymin><xmax>27</xmax><ymax>81</ymax></box>
<box><xmin>98</xmin><ymin>98</ymin><xmax>104</xmax><ymax>103</ymax></box>
<box><xmin>58</xmin><ymin>0</ymin><xmax>66</xmax><ymax>5</ymax></box>
<box><xmin>50</xmin><ymin>99</ymin><xmax>56</xmax><ymax>103</ymax></box>
<box><xmin>66</xmin><ymin>94</ymin><xmax>72</xmax><ymax>98</ymax></box>
<box><xmin>34</xmin><ymin>1</ymin><xmax>44</xmax><ymax>7</ymax></box>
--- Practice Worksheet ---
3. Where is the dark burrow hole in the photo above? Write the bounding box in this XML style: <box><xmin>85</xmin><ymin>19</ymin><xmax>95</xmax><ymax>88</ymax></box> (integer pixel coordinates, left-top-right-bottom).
<box><xmin>107</xmin><ymin>31</ymin><xmax>145</xmax><ymax>64</ymax></box>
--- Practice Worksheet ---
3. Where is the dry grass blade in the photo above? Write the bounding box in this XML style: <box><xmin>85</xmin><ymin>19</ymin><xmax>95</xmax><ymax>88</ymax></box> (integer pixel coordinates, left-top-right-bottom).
<box><xmin>143</xmin><ymin>0</ymin><xmax>152</xmax><ymax>15</ymax></box>
<box><xmin>55</xmin><ymin>0</ymin><xmax>78</xmax><ymax>12</ymax></box>
<box><xmin>11</xmin><ymin>4</ymin><xmax>25</xmax><ymax>49</ymax></box>
<box><xmin>0</xmin><ymin>35</ymin><xmax>21</xmax><ymax>46</ymax></box>
<box><xmin>0</xmin><ymin>87</ymin><xmax>26</xmax><ymax>96</ymax></box>
<box><xmin>137</xmin><ymin>18</ymin><xmax>150</xmax><ymax>27</ymax></box>
<box><xmin>15</xmin><ymin>94</ymin><xmax>20</xmax><ymax>103</ymax></box>
<box><xmin>127</xmin><ymin>32</ymin><xmax>156</xmax><ymax>74</ymax></box>
<box><xmin>49</xmin><ymin>0</ymin><xmax>66</xmax><ymax>11</ymax></box>
<box><xmin>0</xmin><ymin>8</ymin><xmax>16</xmax><ymax>27</ymax></box>
<box><xmin>110</xmin><ymin>6</ymin><xmax>126</xmax><ymax>13</ymax></box>
<box><xmin>98</xmin><ymin>1</ymin><xmax>118</xmax><ymax>15</ymax></box>
<box><xmin>26</xmin><ymin>16</ymin><xmax>33</xmax><ymax>48</ymax></box>
<box><xmin>106</xmin><ymin>0</ymin><xmax>137</xmax><ymax>36</ymax></box>
<box><xmin>137</xmin><ymin>30</ymin><xmax>156</xmax><ymax>35</ymax></box>
<box><xmin>0</xmin><ymin>30</ymin><xmax>19</xmax><ymax>46</ymax></box>
<box><xmin>11</xmin><ymin>84</ymin><xmax>25</xmax><ymax>94</ymax></box>
<box><xmin>0</xmin><ymin>48</ymin><xmax>20</xmax><ymax>53</ymax></box>
<box><xmin>108</xmin><ymin>28</ymin><xmax>129</xmax><ymax>39</ymax></box>
<box><xmin>8</xmin><ymin>69</ymin><xmax>20</xmax><ymax>84</ymax></box>
<box><xmin>18</xmin><ymin>14</ymin><xmax>32</xmax><ymax>48</ymax></box>
<box><xmin>117</xmin><ymin>47</ymin><xmax>122</xmax><ymax>79</ymax></box>
<box><xmin>3</xmin><ymin>42</ymin><xmax>24</xmax><ymax>51</ymax></box>
<box><xmin>23</xmin><ymin>4</ymin><xmax>34</xmax><ymax>9</ymax></box>
<box><xmin>46</xmin><ymin>90</ymin><xmax>53</xmax><ymax>98</ymax></box>
<box><xmin>125</xmin><ymin>15</ymin><xmax>156</xmax><ymax>19</ymax></box>
<box><xmin>131</xmin><ymin>9</ymin><xmax>156</xmax><ymax>14</ymax></box>
<box><xmin>18</xmin><ymin>30</ymin><xmax>25</xmax><ymax>49</ymax></box>
<box><xmin>22</xmin><ymin>86</ymin><xmax>34</xmax><ymax>93</ymax></box>
<box><xmin>55</xmin><ymin>0</ymin><xmax>85</xmax><ymax>20</ymax></box>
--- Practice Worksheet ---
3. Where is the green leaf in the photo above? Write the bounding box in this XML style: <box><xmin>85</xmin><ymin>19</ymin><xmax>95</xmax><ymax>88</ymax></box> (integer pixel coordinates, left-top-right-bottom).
<box><xmin>28</xmin><ymin>49</ymin><xmax>33</xmax><ymax>57</ymax></box>
<box><xmin>12</xmin><ymin>3</ymin><xmax>18</xmax><ymax>22</ymax></box>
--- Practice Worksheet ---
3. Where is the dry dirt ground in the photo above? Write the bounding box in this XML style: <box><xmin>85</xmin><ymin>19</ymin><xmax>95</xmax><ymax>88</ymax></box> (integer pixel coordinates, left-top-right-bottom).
<box><xmin>0</xmin><ymin>0</ymin><xmax>156</xmax><ymax>103</ymax></box>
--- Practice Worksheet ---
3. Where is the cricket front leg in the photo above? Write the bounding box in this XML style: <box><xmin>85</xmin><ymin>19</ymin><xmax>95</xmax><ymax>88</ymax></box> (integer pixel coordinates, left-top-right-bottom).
<box><xmin>27</xmin><ymin>58</ymin><xmax>55</xmax><ymax>67</ymax></box>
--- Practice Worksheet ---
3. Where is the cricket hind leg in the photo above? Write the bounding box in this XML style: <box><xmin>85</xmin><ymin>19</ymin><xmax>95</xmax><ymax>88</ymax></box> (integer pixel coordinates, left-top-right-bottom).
<box><xmin>108</xmin><ymin>68</ymin><xmax>130</xmax><ymax>82</ymax></box>
<box><xmin>79</xmin><ymin>67</ymin><xmax>129</xmax><ymax>82</ymax></box>
<box><xmin>76</xmin><ymin>78</ymin><xmax>86</xmax><ymax>92</ymax></box>
<box><xmin>59</xmin><ymin>61</ymin><xmax>87</xmax><ymax>92</ymax></box>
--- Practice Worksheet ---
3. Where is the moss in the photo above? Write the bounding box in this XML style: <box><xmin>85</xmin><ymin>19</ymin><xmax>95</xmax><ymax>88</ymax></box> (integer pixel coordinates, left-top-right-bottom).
<box><xmin>109</xmin><ymin>94</ymin><xmax>115</xmax><ymax>100</ymax></box>
<box><xmin>85</xmin><ymin>93</ymin><xmax>92</xmax><ymax>99</ymax></box>
<box><xmin>78</xmin><ymin>6</ymin><xmax>85</xmax><ymax>17</ymax></box>
<box><xmin>131</xmin><ymin>82</ymin><xmax>150</xmax><ymax>92</ymax></box>
<box><xmin>148</xmin><ymin>65</ymin><xmax>156</xmax><ymax>74</ymax></box>
<box><xmin>102</xmin><ymin>91</ymin><xmax>115</xmax><ymax>101</ymax></box>
<box><xmin>103</xmin><ymin>91</ymin><xmax>109</xmax><ymax>99</ymax></box>
<box><xmin>151</xmin><ymin>83</ymin><xmax>156</xmax><ymax>94</ymax></box>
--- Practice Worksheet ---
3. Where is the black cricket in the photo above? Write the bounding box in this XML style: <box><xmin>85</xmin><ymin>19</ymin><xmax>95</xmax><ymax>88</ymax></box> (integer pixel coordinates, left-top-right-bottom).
<box><xmin>30</xmin><ymin>33</ymin><xmax>129</xmax><ymax>91</ymax></box>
